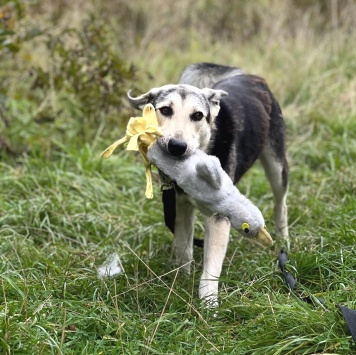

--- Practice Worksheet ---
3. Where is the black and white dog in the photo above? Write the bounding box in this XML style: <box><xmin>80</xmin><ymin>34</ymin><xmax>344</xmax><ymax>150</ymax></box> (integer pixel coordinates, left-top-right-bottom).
<box><xmin>127</xmin><ymin>63</ymin><xmax>288</xmax><ymax>305</ymax></box>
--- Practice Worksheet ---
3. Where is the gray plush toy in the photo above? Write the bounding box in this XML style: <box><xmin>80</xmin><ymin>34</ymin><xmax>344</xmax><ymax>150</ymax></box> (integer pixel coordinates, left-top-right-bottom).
<box><xmin>148</xmin><ymin>141</ymin><xmax>273</xmax><ymax>247</ymax></box>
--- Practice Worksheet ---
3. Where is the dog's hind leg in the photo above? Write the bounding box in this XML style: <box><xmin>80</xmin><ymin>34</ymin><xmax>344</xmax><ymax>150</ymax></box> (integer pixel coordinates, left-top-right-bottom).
<box><xmin>174</xmin><ymin>193</ymin><xmax>196</xmax><ymax>273</ymax></box>
<box><xmin>259</xmin><ymin>146</ymin><xmax>289</xmax><ymax>240</ymax></box>
<box><xmin>199</xmin><ymin>215</ymin><xmax>230</xmax><ymax>307</ymax></box>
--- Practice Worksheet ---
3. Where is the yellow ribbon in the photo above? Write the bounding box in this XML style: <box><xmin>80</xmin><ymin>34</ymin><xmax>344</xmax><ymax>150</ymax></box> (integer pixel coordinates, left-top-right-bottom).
<box><xmin>101</xmin><ymin>104</ymin><xmax>163</xmax><ymax>199</ymax></box>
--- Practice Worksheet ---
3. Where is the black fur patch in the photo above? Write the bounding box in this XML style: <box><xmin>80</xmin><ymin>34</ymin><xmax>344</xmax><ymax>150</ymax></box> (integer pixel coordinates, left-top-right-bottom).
<box><xmin>162</xmin><ymin>188</ymin><xmax>176</xmax><ymax>234</ymax></box>
<box><xmin>209</xmin><ymin>74</ymin><xmax>286</xmax><ymax>184</ymax></box>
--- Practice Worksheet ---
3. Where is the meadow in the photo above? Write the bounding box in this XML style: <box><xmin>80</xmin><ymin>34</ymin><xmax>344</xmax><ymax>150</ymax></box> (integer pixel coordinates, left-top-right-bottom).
<box><xmin>0</xmin><ymin>0</ymin><xmax>356</xmax><ymax>354</ymax></box>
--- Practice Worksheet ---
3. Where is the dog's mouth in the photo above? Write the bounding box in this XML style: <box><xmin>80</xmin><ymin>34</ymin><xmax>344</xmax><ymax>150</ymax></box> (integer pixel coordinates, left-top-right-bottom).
<box><xmin>157</xmin><ymin>136</ymin><xmax>195</xmax><ymax>158</ymax></box>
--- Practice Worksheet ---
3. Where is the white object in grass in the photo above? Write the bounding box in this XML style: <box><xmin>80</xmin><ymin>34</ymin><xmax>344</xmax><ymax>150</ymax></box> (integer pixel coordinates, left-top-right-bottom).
<box><xmin>97</xmin><ymin>252</ymin><xmax>123</xmax><ymax>278</ymax></box>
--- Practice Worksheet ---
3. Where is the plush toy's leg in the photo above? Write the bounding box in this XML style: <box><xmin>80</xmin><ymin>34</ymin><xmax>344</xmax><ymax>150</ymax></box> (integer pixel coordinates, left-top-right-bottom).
<box><xmin>174</xmin><ymin>193</ymin><xmax>196</xmax><ymax>273</ymax></box>
<box><xmin>199</xmin><ymin>215</ymin><xmax>230</xmax><ymax>307</ymax></box>
<box><xmin>259</xmin><ymin>147</ymin><xmax>289</xmax><ymax>241</ymax></box>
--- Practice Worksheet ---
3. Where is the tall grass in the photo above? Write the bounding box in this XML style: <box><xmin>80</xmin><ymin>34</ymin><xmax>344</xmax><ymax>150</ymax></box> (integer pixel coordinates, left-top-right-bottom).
<box><xmin>0</xmin><ymin>0</ymin><xmax>356</xmax><ymax>354</ymax></box>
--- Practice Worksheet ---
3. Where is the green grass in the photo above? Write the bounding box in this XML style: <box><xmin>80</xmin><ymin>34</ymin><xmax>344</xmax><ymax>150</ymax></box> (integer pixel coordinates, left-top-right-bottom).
<box><xmin>1</xmin><ymin>0</ymin><xmax>356</xmax><ymax>354</ymax></box>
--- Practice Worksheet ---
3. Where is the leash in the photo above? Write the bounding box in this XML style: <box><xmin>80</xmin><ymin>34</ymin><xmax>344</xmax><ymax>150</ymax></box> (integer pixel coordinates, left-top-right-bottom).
<box><xmin>278</xmin><ymin>249</ymin><xmax>356</xmax><ymax>344</ymax></box>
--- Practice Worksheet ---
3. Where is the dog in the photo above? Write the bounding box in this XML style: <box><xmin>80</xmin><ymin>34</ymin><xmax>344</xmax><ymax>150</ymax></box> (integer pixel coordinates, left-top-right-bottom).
<box><xmin>127</xmin><ymin>62</ymin><xmax>288</xmax><ymax>306</ymax></box>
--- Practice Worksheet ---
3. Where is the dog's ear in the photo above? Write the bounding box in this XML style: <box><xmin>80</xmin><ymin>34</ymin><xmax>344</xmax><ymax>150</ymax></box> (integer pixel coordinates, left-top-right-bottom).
<box><xmin>202</xmin><ymin>88</ymin><xmax>228</xmax><ymax>121</ymax></box>
<box><xmin>128</xmin><ymin>84</ymin><xmax>178</xmax><ymax>109</ymax></box>
<box><xmin>202</xmin><ymin>88</ymin><xmax>228</xmax><ymax>104</ymax></box>
<box><xmin>127</xmin><ymin>88</ymin><xmax>163</xmax><ymax>110</ymax></box>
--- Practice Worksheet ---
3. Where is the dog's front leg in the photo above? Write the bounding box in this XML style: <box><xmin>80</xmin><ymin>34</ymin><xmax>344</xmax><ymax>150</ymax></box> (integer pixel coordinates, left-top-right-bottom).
<box><xmin>174</xmin><ymin>192</ymin><xmax>196</xmax><ymax>273</ymax></box>
<box><xmin>199</xmin><ymin>215</ymin><xmax>230</xmax><ymax>307</ymax></box>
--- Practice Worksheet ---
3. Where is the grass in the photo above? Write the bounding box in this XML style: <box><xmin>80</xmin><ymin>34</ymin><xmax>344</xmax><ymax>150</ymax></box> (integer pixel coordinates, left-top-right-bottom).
<box><xmin>1</xmin><ymin>0</ymin><xmax>356</xmax><ymax>354</ymax></box>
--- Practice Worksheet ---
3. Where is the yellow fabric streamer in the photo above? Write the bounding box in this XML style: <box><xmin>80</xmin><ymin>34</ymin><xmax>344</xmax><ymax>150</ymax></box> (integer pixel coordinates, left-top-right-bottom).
<box><xmin>101</xmin><ymin>104</ymin><xmax>163</xmax><ymax>199</ymax></box>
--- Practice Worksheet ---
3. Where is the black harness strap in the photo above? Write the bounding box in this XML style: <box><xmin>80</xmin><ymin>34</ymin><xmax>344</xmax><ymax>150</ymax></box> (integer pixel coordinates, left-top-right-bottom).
<box><xmin>159</xmin><ymin>170</ymin><xmax>176</xmax><ymax>234</ymax></box>
<box><xmin>162</xmin><ymin>188</ymin><xmax>176</xmax><ymax>234</ymax></box>
<box><xmin>159</xmin><ymin>171</ymin><xmax>205</xmax><ymax>247</ymax></box>
<box><xmin>278</xmin><ymin>249</ymin><xmax>356</xmax><ymax>344</ymax></box>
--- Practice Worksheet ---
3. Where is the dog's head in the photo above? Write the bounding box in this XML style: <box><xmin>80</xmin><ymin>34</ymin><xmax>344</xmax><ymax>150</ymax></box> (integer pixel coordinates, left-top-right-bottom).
<box><xmin>127</xmin><ymin>84</ymin><xmax>227</xmax><ymax>156</ymax></box>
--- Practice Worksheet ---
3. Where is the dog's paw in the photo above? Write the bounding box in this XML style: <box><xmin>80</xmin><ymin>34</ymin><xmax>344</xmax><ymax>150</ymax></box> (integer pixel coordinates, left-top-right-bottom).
<box><xmin>203</xmin><ymin>295</ymin><xmax>219</xmax><ymax>309</ymax></box>
<box><xmin>199</xmin><ymin>278</ymin><xmax>219</xmax><ymax>308</ymax></box>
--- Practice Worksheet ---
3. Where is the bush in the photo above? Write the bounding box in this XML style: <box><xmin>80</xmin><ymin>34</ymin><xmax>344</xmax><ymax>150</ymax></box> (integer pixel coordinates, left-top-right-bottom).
<box><xmin>0</xmin><ymin>1</ymin><xmax>135</xmax><ymax>161</ymax></box>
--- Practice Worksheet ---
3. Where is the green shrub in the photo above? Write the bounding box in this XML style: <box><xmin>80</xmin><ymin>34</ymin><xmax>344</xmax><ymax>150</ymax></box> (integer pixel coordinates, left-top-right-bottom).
<box><xmin>0</xmin><ymin>2</ymin><xmax>135</xmax><ymax>161</ymax></box>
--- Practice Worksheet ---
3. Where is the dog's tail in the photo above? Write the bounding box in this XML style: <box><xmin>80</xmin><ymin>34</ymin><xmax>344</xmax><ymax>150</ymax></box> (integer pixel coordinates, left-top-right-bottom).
<box><xmin>178</xmin><ymin>62</ymin><xmax>242</xmax><ymax>89</ymax></box>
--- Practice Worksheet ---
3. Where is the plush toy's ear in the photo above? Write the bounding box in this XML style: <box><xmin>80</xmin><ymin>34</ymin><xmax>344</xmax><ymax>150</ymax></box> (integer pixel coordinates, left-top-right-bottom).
<box><xmin>201</xmin><ymin>88</ymin><xmax>228</xmax><ymax>122</ymax></box>
<box><xmin>196</xmin><ymin>156</ymin><xmax>222</xmax><ymax>190</ymax></box>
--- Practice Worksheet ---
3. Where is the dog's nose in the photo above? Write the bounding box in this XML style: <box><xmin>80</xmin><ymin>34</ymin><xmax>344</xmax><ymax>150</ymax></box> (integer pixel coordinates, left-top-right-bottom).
<box><xmin>167</xmin><ymin>138</ymin><xmax>187</xmax><ymax>157</ymax></box>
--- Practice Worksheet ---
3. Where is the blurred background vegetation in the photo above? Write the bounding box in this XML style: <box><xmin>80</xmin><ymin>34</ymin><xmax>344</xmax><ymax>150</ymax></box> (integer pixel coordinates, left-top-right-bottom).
<box><xmin>0</xmin><ymin>0</ymin><xmax>355</xmax><ymax>162</ymax></box>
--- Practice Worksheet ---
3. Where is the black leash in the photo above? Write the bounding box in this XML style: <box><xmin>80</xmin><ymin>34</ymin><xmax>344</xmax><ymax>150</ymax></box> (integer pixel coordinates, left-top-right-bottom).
<box><xmin>278</xmin><ymin>249</ymin><xmax>356</xmax><ymax>344</ymax></box>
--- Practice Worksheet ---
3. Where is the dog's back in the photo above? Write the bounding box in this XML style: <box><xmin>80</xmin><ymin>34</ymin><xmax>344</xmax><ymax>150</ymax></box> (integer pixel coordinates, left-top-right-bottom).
<box><xmin>179</xmin><ymin>62</ymin><xmax>242</xmax><ymax>89</ymax></box>
<box><xmin>180</xmin><ymin>64</ymin><xmax>287</xmax><ymax>185</ymax></box>
<box><xmin>209</xmin><ymin>74</ymin><xmax>287</xmax><ymax>185</ymax></box>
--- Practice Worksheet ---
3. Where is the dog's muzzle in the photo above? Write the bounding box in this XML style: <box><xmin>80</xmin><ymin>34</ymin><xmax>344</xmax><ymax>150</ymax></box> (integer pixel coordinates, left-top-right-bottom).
<box><xmin>167</xmin><ymin>138</ymin><xmax>188</xmax><ymax>157</ymax></box>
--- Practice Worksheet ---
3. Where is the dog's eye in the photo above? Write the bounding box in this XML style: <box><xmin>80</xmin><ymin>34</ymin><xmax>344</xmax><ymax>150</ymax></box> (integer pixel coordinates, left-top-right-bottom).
<box><xmin>241</xmin><ymin>222</ymin><xmax>250</xmax><ymax>233</ymax></box>
<box><xmin>191</xmin><ymin>111</ymin><xmax>204</xmax><ymax>122</ymax></box>
<box><xmin>159</xmin><ymin>106</ymin><xmax>173</xmax><ymax>116</ymax></box>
